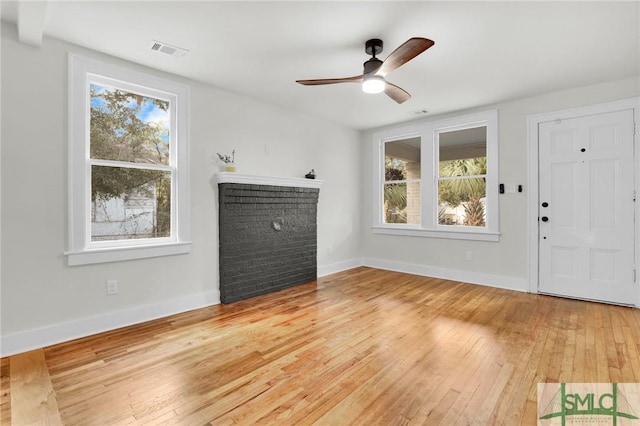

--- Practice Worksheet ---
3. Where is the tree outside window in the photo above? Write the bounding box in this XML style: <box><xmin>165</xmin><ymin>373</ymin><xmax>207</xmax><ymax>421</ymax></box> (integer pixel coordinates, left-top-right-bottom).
<box><xmin>89</xmin><ymin>83</ymin><xmax>172</xmax><ymax>241</ymax></box>
<box><xmin>68</xmin><ymin>55</ymin><xmax>190</xmax><ymax>265</ymax></box>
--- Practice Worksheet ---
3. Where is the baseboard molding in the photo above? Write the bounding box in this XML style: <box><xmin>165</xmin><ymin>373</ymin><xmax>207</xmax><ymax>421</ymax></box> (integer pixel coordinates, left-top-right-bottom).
<box><xmin>1</xmin><ymin>289</ymin><xmax>220</xmax><ymax>357</ymax></box>
<box><xmin>363</xmin><ymin>257</ymin><xmax>529</xmax><ymax>293</ymax></box>
<box><xmin>318</xmin><ymin>258</ymin><xmax>364</xmax><ymax>277</ymax></box>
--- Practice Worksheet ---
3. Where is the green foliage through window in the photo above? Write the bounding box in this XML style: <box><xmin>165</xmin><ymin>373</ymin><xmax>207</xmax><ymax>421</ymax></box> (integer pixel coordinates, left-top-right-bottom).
<box><xmin>438</xmin><ymin>157</ymin><xmax>486</xmax><ymax>227</ymax></box>
<box><xmin>89</xmin><ymin>83</ymin><xmax>172</xmax><ymax>241</ymax></box>
<box><xmin>384</xmin><ymin>156</ymin><xmax>408</xmax><ymax>223</ymax></box>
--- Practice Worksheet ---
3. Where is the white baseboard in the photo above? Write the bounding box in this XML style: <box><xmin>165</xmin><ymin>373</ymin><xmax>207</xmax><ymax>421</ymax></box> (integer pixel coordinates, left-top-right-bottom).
<box><xmin>1</xmin><ymin>289</ymin><xmax>220</xmax><ymax>357</ymax></box>
<box><xmin>318</xmin><ymin>258</ymin><xmax>364</xmax><ymax>277</ymax></box>
<box><xmin>363</xmin><ymin>257</ymin><xmax>529</xmax><ymax>293</ymax></box>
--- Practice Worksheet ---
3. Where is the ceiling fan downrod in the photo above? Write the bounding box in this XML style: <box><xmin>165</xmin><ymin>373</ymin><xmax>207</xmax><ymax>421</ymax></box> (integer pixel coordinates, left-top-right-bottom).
<box><xmin>363</xmin><ymin>39</ymin><xmax>384</xmax><ymax>74</ymax></box>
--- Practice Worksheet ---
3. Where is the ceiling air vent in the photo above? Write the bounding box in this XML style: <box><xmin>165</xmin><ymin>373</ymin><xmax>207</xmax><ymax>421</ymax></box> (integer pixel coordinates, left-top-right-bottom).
<box><xmin>149</xmin><ymin>40</ymin><xmax>188</xmax><ymax>57</ymax></box>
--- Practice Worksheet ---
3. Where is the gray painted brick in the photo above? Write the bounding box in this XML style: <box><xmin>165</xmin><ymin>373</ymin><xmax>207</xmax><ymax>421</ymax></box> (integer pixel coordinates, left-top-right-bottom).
<box><xmin>218</xmin><ymin>183</ymin><xmax>319</xmax><ymax>304</ymax></box>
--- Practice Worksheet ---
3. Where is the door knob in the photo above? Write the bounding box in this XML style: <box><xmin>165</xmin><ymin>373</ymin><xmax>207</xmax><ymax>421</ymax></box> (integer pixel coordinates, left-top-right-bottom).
<box><xmin>541</xmin><ymin>216</ymin><xmax>549</xmax><ymax>222</ymax></box>
<box><xmin>541</xmin><ymin>202</ymin><xmax>549</xmax><ymax>207</ymax></box>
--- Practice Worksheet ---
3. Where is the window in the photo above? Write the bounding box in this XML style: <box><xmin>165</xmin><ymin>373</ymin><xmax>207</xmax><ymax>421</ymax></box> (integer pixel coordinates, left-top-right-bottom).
<box><xmin>437</xmin><ymin>127</ymin><xmax>487</xmax><ymax>227</ymax></box>
<box><xmin>383</xmin><ymin>137</ymin><xmax>421</xmax><ymax>225</ymax></box>
<box><xmin>372</xmin><ymin>110</ymin><xmax>499</xmax><ymax>241</ymax></box>
<box><xmin>67</xmin><ymin>55</ymin><xmax>191</xmax><ymax>265</ymax></box>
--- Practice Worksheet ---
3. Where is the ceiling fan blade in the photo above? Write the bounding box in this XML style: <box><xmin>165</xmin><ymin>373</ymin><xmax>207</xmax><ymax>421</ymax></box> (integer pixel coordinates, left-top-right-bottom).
<box><xmin>378</xmin><ymin>37</ymin><xmax>434</xmax><ymax>76</ymax></box>
<box><xmin>384</xmin><ymin>81</ymin><xmax>411</xmax><ymax>104</ymax></box>
<box><xmin>296</xmin><ymin>75</ymin><xmax>363</xmax><ymax>86</ymax></box>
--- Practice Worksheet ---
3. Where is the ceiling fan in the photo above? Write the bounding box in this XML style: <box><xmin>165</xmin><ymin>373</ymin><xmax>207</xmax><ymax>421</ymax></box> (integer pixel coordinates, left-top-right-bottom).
<box><xmin>296</xmin><ymin>37</ymin><xmax>435</xmax><ymax>104</ymax></box>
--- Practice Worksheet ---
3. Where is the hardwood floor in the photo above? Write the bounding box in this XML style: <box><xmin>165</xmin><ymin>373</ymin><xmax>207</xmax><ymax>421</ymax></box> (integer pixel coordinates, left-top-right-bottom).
<box><xmin>2</xmin><ymin>267</ymin><xmax>640</xmax><ymax>425</ymax></box>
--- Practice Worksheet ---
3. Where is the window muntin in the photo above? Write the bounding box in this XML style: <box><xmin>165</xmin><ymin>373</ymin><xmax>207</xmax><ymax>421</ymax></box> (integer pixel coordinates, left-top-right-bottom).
<box><xmin>383</xmin><ymin>137</ymin><xmax>421</xmax><ymax>225</ymax></box>
<box><xmin>437</xmin><ymin>126</ymin><xmax>487</xmax><ymax>228</ymax></box>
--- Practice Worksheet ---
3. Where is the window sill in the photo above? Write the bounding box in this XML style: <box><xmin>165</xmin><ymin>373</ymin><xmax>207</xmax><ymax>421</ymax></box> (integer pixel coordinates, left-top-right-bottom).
<box><xmin>65</xmin><ymin>241</ymin><xmax>192</xmax><ymax>266</ymax></box>
<box><xmin>372</xmin><ymin>226</ymin><xmax>500</xmax><ymax>242</ymax></box>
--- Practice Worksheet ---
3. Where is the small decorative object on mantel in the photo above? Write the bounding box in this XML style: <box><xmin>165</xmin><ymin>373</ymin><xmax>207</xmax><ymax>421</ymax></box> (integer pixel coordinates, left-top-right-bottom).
<box><xmin>217</xmin><ymin>150</ymin><xmax>236</xmax><ymax>172</ymax></box>
<box><xmin>305</xmin><ymin>169</ymin><xmax>316</xmax><ymax>179</ymax></box>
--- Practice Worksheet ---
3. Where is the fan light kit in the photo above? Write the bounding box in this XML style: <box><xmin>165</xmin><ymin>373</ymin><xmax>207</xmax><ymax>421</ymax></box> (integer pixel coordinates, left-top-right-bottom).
<box><xmin>296</xmin><ymin>37</ymin><xmax>434</xmax><ymax>104</ymax></box>
<box><xmin>362</xmin><ymin>75</ymin><xmax>385</xmax><ymax>94</ymax></box>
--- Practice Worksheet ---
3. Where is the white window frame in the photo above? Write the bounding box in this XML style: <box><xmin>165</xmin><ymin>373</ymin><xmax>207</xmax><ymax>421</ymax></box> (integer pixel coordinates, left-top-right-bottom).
<box><xmin>372</xmin><ymin>110</ymin><xmax>500</xmax><ymax>241</ymax></box>
<box><xmin>66</xmin><ymin>55</ymin><xmax>191</xmax><ymax>265</ymax></box>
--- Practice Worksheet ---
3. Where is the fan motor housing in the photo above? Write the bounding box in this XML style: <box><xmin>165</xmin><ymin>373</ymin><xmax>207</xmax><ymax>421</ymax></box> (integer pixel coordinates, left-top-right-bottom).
<box><xmin>363</xmin><ymin>58</ymin><xmax>383</xmax><ymax>74</ymax></box>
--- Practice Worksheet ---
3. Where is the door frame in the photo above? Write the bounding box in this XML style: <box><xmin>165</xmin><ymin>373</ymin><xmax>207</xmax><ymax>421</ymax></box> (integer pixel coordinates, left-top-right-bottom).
<box><xmin>527</xmin><ymin>97</ymin><xmax>640</xmax><ymax>307</ymax></box>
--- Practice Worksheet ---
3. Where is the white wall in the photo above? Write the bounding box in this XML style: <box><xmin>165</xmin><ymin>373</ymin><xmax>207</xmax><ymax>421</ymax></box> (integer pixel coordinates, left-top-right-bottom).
<box><xmin>361</xmin><ymin>77</ymin><xmax>639</xmax><ymax>290</ymax></box>
<box><xmin>0</xmin><ymin>25</ymin><xmax>362</xmax><ymax>355</ymax></box>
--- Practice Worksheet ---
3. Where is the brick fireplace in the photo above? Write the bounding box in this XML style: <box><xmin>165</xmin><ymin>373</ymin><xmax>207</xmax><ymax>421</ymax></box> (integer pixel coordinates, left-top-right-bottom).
<box><xmin>217</xmin><ymin>173</ymin><xmax>322</xmax><ymax>303</ymax></box>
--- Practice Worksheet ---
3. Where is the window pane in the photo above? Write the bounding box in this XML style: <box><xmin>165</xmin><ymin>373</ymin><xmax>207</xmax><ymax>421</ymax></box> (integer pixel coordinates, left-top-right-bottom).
<box><xmin>383</xmin><ymin>137</ymin><xmax>421</xmax><ymax>225</ymax></box>
<box><xmin>438</xmin><ymin>177</ymin><xmax>486</xmax><ymax>227</ymax></box>
<box><xmin>438</xmin><ymin>127</ymin><xmax>486</xmax><ymax>176</ymax></box>
<box><xmin>384</xmin><ymin>137</ymin><xmax>421</xmax><ymax>181</ymax></box>
<box><xmin>90</xmin><ymin>83</ymin><xmax>170</xmax><ymax>165</ymax></box>
<box><xmin>91</xmin><ymin>165</ymin><xmax>171</xmax><ymax>241</ymax></box>
<box><xmin>383</xmin><ymin>182</ymin><xmax>420</xmax><ymax>224</ymax></box>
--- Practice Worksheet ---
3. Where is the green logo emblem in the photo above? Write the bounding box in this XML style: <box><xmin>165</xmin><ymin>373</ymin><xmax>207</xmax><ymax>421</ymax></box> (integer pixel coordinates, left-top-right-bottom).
<box><xmin>538</xmin><ymin>383</ymin><xmax>640</xmax><ymax>425</ymax></box>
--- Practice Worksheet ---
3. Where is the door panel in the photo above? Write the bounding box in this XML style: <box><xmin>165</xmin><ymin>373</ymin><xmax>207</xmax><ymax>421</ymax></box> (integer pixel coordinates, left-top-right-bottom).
<box><xmin>550</xmin><ymin>161</ymin><xmax>576</xmax><ymax>227</ymax></box>
<box><xmin>538</xmin><ymin>109</ymin><xmax>635</xmax><ymax>305</ymax></box>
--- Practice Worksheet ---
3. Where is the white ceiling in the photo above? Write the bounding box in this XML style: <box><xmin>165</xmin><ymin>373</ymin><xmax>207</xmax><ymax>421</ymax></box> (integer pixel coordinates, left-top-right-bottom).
<box><xmin>2</xmin><ymin>1</ymin><xmax>639</xmax><ymax>130</ymax></box>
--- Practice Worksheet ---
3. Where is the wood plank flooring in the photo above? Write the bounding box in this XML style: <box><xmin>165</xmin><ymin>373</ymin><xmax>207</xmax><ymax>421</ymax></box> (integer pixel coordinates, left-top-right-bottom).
<box><xmin>2</xmin><ymin>267</ymin><xmax>640</xmax><ymax>425</ymax></box>
<box><xmin>8</xmin><ymin>349</ymin><xmax>62</xmax><ymax>425</ymax></box>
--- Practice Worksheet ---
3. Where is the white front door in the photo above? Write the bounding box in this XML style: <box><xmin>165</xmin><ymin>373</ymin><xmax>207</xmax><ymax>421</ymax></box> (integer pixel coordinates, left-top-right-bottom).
<box><xmin>538</xmin><ymin>109</ymin><xmax>636</xmax><ymax>305</ymax></box>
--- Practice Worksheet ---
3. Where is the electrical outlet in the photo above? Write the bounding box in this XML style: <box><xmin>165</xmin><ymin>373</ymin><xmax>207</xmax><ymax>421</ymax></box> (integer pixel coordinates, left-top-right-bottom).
<box><xmin>107</xmin><ymin>280</ymin><xmax>118</xmax><ymax>295</ymax></box>
<box><xmin>466</xmin><ymin>251</ymin><xmax>473</xmax><ymax>261</ymax></box>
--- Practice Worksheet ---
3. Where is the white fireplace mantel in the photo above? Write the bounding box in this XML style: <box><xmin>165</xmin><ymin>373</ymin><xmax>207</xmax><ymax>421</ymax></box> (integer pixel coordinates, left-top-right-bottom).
<box><xmin>216</xmin><ymin>172</ymin><xmax>323</xmax><ymax>189</ymax></box>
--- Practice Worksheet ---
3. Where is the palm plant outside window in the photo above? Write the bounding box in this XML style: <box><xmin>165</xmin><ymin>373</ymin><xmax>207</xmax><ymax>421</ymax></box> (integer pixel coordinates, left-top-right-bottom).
<box><xmin>383</xmin><ymin>138</ymin><xmax>421</xmax><ymax>224</ymax></box>
<box><xmin>437</xmin><ymin>127</ymin><xmax>487</xmax><ymax>227</ymax></box>
<box><xmin>372</xmin><ymin>109</ymin><xmax>498</xmax><ymax>242</ymax></box>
